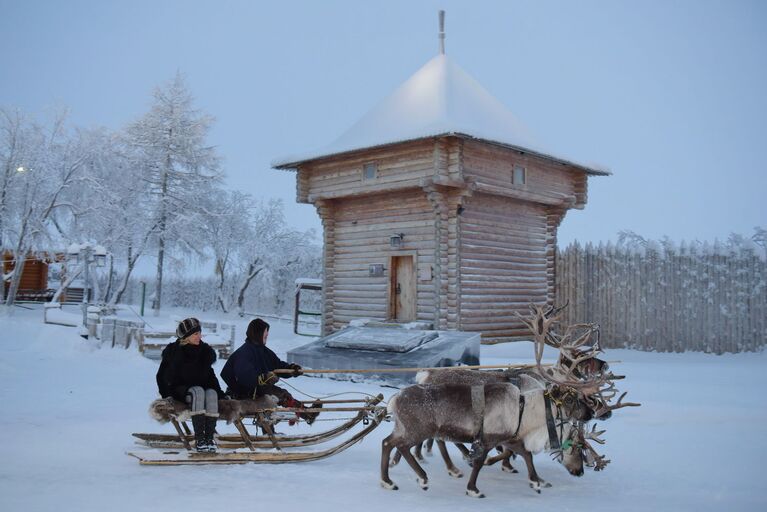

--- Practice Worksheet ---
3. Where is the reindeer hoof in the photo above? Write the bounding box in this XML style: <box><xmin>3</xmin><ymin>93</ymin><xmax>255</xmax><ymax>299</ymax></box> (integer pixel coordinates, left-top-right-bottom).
<box><xmin>501</xmin><ymin>466</ymin><xmax>518</xmax><ymax>474</ymax></box>
<box><xmin>466</xmin><ymin>490</ymin><xmax>485</xmax><ymax>498</ymax></box>
<box><xmin>448</xmin><ymin>468</ymin><xmax>464</xmax><ymax>479</ymax></box>
<box><xmin>417</xmin><ymin>477</ymin><xmax>429</xmax><ymax>490</ymax></box>
<box><xmin>529</xmin><ymin>481</ymin><xmax>543</xmax><ymax>494</ymax></box>
<box><xmin>380</xmin><ymin>480</ymin><xmax>398</xmax><ymax>491</ymax></box>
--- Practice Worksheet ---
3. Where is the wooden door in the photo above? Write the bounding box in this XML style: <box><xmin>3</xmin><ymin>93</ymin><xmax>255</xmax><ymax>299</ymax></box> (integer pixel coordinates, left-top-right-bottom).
<box><xmin>390</xmin><ymin>255</ymin><xmax>416</xmax><ymax>322</ymax></box>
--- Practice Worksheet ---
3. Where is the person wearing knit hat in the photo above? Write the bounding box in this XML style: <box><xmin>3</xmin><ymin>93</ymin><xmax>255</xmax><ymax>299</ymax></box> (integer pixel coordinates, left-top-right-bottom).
<box><xmin>220</xmin><ymin>318</ymin><xmax>322</xmax><ymax>425</ymax></box>
<box><xmin>156</xmin><ymin>317</ymin><xmax>225</xmax><ymax>452</ymax></box>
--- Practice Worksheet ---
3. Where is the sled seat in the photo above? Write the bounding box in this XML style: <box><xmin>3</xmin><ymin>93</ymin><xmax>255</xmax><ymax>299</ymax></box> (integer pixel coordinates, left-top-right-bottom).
<box><xmin>148</xmin><ymin>396</ymin><xmax>283</xmax><ymax>451</ymax></box>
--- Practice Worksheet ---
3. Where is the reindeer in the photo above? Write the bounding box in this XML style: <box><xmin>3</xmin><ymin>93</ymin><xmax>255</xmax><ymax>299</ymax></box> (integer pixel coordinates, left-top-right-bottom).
<box><xmin>409</xmin><ymin>367</ymin><xmax>584</xmax><ymax>492</ymax></box>
<box><xmin>381</xmin><ymin>304</ymin><xmax>640</xmax><ymax>497</ymax></box>
<box><xmin>393</xmin><ymin>303</ymin><xmax>618</xmax><ymax>483</ymax></box>
<box><xmin>380</xmin><ymin>373</ymin><xmax>596</xmax><ymax>498</ymax></box>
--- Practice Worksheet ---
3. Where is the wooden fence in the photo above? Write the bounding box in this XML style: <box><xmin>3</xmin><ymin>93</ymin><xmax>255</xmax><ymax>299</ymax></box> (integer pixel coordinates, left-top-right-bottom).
<box><xmin>555</xmin><ymin>242</ymin><xmax>767</xmax><ymax>353</ymax></box>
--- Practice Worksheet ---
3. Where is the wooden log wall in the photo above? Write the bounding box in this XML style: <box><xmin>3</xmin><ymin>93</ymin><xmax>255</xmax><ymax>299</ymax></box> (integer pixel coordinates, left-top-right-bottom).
<box><xmin>556</xmin><ymin>243</ymin><xmax>767</xmax><ymax>353</ymax></box>
<box><xmin>314</xmin><ymin>200</ymin><xmax>336</xmax><ymax>335</ymax></box>
<box><xmin>462</xmin><ymin>140</ymin><xmax>584</xmax><ymax>207</ymax></box>
<box><xmin>300</xmin><ymin>140</ymin><xmax>435</xmax><ymax>203</ymax></box>
<box><xmin>459</xmin><ymin>193</ymin><xmax>549</xmax><ymax>342</ymax></box>
<box><xmin>328</xmin><ymin>190</ymin><xmax>436</xmax><ymax>330</ymax></box>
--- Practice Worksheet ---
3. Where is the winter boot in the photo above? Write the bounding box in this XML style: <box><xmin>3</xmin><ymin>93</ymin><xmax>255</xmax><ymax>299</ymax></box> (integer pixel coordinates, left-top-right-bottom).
<box><xmin>301</xmin><ymin>400</ymin><xmax>323</xmax><ymax>426</ymax></box>
<box><xmin>281</xmin><ymin>397</ymin><xmax>303</xmax><ymax>426</ymax></box>
<box><xmin>191</xmin><ymin>414</ymin><xmax>207</xmax><ymax>452</ymax></box>
<box><xmin>204</xmin><ymin>416</ymin><xmax>218</xmax><ymax>453</ymax></box>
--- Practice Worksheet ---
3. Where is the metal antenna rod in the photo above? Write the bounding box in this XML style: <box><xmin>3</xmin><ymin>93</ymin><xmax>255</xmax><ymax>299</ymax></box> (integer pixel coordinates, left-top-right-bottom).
<box><xmin>439</xmin><ymin>10</ymin><xmax>445</xmax><ymax>55</ymax></box>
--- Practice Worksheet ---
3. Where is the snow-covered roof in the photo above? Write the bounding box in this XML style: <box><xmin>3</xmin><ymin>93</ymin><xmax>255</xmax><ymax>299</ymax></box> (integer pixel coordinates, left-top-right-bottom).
<box><xmin>273</xmin><ymin>54</ymin><xmax>609</xmax><ymax>176</ymax></box>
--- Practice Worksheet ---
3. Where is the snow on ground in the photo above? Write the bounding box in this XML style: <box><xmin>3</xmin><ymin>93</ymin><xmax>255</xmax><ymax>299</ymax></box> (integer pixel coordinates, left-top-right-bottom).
<box><xmin>0</xmin><ymin>304</ymin><xmax>765</xmax><ymax>512</ymax></box>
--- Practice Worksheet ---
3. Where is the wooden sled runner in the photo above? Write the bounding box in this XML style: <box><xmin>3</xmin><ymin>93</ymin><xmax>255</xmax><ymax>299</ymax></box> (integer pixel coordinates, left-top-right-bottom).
<box><xmin>128</xmin><ymin>394</ymin><xmax>386</xmax><ymax>465</ymax></box>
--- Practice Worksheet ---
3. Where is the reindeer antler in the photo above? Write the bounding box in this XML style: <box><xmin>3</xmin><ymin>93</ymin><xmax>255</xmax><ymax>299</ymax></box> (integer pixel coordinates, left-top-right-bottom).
<box><xmin>593</xmin><ymin>391</ymin><xmax>642</xmax><ymax>418</ymax></box>
<box><xmin>518</xmin><ymin>304</ymin><xmax>608</xmax><ymax>390</ymax></box>
<box><xmin>580</xmin><ymin>424</ymin><xmax>611</xmax><ymax>471</ymax></box>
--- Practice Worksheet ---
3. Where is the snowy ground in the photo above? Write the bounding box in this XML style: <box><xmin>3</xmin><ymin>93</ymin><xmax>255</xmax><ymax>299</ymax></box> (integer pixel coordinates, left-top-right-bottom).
<box><xmin>0</xmin><ymin>304</ymin><xmax>765</xmax><ymax>512</ymax></box>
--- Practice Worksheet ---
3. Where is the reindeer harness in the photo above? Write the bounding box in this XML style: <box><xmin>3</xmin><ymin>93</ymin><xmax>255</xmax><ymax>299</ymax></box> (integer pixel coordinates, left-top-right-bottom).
<box><xmin>543</xmin><ymin>392</ymin><xmax>562</xmax><ymax>450</ymax></box>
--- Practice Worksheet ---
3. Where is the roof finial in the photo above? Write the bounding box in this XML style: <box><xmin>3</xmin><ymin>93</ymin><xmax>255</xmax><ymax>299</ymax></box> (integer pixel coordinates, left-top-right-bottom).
<box><xmin>438</xmin><ymin>10</ymin><xmax>445</xmax><ymax>55</ymax></box>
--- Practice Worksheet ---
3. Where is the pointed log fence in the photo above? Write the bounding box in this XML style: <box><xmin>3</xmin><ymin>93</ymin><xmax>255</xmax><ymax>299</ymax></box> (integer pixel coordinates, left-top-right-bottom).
<box><xmin>555</xmin><ymin>242</ymin><xmax>766</xmax><ymax>353</ymax></box>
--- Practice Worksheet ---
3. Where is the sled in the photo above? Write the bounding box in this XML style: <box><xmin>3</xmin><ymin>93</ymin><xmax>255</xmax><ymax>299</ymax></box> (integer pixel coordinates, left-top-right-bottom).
<box><xmin>127</xmin><ymin>394</ymin><xmax>387</xmax><ymax>465</ymax></box>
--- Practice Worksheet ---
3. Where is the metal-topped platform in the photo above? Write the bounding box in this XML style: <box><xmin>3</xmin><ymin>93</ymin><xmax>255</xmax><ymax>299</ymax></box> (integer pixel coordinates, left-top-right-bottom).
<box><xmin>287</xmin><ymin>322</ymin><xmax>480</xmax><ymax>385</ymax></box>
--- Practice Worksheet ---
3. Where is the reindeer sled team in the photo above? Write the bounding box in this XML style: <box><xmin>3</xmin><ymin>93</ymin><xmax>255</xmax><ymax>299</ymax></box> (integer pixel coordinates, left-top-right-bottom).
<box><xmin>135</xmin><ymin>305</ymin><xmax>639</xmax><ymax>498</ymax></box>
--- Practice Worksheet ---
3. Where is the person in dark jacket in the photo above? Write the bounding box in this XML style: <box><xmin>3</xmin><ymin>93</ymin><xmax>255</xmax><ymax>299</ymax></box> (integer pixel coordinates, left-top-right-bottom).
<box><xmin>156</xmin><ymin>317</ymin><xmax>224</xmax><ymax>452</ymax></box>
<box><xmin>221</xmin><ymin>318</ymin><xmax>321</xmax><ymax>425</ymax></box>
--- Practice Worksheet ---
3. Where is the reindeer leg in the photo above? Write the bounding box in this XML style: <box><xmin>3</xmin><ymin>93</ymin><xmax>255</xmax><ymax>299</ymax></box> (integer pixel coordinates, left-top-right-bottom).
<box><xmin>518</xmin><ymin>449</ymin><xmax>551</xmax><ymax>492</ymax></box>
<box><xmin>501</xmin><ymin>455</ymin><xmax>518</xmax><ymax>474</ymax></box>
<box><xmin>436</xmin><ymin>440</ymin><xmax>463</xmax><ymax>478</ymax></box>
<box><xmin>399</xmin><ymin>444</ymin><xmax>430</xmax><ymax>490</ymax></box>
<box><xmin>465</xmin><ymin>447</ymin><xmax>489</xmax><ymax>498</ymax></box>
<box><xmin>425</xmin><ymin>437</ymin><xmax>434</xmax><ymax>455</ymax></box>
<box><xmin>485</xmin><ymin>448</ymin><xmax>518</xmax><ymax>474</ymax></box>
<box><xmin>414</xmin><ymin>441</ymin><xmax>425</xmax><ymax>462</ymax></box>
<box><xmin>380</xmin><ymin>434</ymin><xmax>399</xmax><ymax>490</ymax></box>
<box><xmin>454</xmin><ymin>443</ymin><xmax>472</xmax><ymax>463</ymax></box>
<box><xmin>390</xmin><ymin>448</ymin><xmax>402</xmax><ymax>467</ymax></box>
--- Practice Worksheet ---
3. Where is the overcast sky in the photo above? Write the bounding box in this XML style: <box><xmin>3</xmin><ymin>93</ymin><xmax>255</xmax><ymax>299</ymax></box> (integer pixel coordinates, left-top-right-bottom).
<box><xmin>1</xmin><ymin>0</ymin><xmax>765</xmax><ymax>246</ymax></box>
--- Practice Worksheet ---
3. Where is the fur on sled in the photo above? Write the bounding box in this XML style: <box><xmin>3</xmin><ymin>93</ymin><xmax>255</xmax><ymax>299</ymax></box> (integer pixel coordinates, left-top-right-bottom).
<box><xmin>149</xmin><ymin>395</ymin><xmax>280</xmax><ymax>424</ymax></box>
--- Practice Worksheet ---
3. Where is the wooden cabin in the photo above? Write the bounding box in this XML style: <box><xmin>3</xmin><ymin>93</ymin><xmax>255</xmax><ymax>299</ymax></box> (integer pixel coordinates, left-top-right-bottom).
<box><xmin>2</xmin><ymin>251</ymin><xmax>58</xmax><ymax>301</ymax></box>
<box><xmin>274</xmin><ymin>51</ymin><xmax>608</xmax><ymax>343</ymax></box>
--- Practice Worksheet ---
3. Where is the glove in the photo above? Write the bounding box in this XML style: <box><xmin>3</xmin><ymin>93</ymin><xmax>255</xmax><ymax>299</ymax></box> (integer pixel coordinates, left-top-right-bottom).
<box><xmin>258</xmin><ymin>371</ymin><xmax>279</xmax><ymax>386</ymax></box>
<box><xmin>289</xmin><ymin>363</ymin><xmax>303</xmax><ymax>377</ymax></box>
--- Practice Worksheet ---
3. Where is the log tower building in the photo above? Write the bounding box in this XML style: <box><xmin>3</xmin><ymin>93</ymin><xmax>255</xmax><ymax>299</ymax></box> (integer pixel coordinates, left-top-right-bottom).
<box><xmin>274</xmin><ymin>19</ymin><xmax>608</xmax><ymax>342</ymax></box>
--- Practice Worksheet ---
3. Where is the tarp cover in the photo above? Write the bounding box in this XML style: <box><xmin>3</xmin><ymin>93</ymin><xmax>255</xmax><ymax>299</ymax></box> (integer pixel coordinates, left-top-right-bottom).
<box><xmin>324</xmin><ymin>327</ymin><xmax>439</xmax><ymax>353</ymax></box>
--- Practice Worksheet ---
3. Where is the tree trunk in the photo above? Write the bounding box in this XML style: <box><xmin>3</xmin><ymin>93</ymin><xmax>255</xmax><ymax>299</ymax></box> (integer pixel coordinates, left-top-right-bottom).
<box><xmin>153</xmin><ymin>234</ymin><xmax>165</xmax><ymax>314</ymax></box>
<box><xmin>50</xmin><ymin>267</ymin><xmax>82</xmax><ymax>303</ymax></box>
<box><xmin>103</xmin><ymin>255</ymin><xmax>114</xmax><ymax>303</ymax></box>
<box><xmin>5</xmin><ymin>253</ymin><xmax>26</xmax><ymax>307</ymax></box>
<box><xmin>216</xmin><ymin>258</ymin><xmax>229</xmax><ymax>313</ymax></box>
<box><xmin>236</xmin><ymin>259</ymin><xmax>263</xmax><ymax>313</ymax></box>
<box><xmin>152</xmin><ymin>161</ymin><xmax>170</xmax><ymax>314</ymax></box>
<box><xmin>4</xmin><ymin>203</ymin><xmax>31</xmax><ymax>306</ymax></box>
<box><xmin>0</xmin><ymin>255</ymin><xmax>6</xmax><ymax>304</ymax></box>
<box><xmin>110</xmin><ymin>246</ymin><xmax>138</xmax><ymax>306</ymax></box>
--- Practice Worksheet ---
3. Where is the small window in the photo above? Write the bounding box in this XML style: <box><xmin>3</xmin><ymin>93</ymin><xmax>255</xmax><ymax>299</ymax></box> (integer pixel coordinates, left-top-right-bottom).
<box><xmin>363</xmin><ymin>163</ymin><xmax>378</xmax><ymax>180</ymax></box>
<box><xmin>512</xmin><ymin>165</ymin><xmax>526</xmax><ymax>185</ymax></box>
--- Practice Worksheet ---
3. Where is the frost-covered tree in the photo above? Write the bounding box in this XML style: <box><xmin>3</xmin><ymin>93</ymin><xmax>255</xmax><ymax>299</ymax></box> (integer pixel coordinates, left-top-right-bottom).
<box><xmin>198</xmin><ymin>188</ymin><xmax>254</xmax><ymax>313</ymax></box>
<box><xmin>0</xmin><ymin>108</ymin><xmax>35</xmax><ymax>303</ymax></box>
<box><xmin>125</xmin><ymin>72</ymin><xmax>222</xmax><ymax>314</ymax></box>
<box><xmin>67</xmin><ymin>128</ymin><xmax>155</xmax><ymax>304</ymax></box>
<box><xmin>752</xmin><ymin>226</ymin><xmax>767</xmax><ymax>259</ymax></box>
<box><xmin>262</xmin><ymin>231</ymin><xmax>321</xmax><ymax>314</ymax></box>
<box><xmin>1</xmin><ymin>109</ymin><xmax>92</xmax><ymax>306</ymax></box>
<box><xmin>199</xmin><ymin>193</ymin><xmax>320</xmax><ymax>315</ymax></box>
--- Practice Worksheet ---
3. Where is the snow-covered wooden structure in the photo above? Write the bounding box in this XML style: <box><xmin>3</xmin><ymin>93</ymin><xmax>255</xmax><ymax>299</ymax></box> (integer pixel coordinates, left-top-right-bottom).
<box><xmin>274</xmin><ymin>35</ymin><xmax>608</xmax><ymax>342</ymax></box>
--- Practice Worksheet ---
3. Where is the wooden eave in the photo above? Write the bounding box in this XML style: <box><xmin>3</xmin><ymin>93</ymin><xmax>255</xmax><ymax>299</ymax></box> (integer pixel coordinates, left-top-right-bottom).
<box><xmin>273</xmin><ymin>132</ymin><xmax>611</xmax><ymax>177</ymax></box>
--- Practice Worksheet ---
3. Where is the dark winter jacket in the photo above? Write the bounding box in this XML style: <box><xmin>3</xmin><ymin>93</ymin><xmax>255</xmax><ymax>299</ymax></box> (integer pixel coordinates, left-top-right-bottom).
<box><xmin>156</xmin><ymin>340</ymin><xmax>224</xmax><ymax>401</ymax></box>
<box><xmin>220</xmin><ymin>340</ymin><xmax>293</xmax><ymax>399</ymax></box>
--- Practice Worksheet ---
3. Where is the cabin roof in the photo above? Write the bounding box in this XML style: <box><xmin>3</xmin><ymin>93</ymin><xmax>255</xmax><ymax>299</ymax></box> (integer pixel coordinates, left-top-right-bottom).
<box><xmin>273</xmin><ymin>54</ymin><xmax>610</xmax><ymax>176</ymax></box>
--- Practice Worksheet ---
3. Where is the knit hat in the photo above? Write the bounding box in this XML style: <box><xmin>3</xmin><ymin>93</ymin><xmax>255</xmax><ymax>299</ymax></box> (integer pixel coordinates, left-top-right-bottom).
<box><xmin>176</xmin><ymin>317</ymin><xmax>201</xmax><ymax>339</ymax></box>
<box><xmin>246</xmin><ymin>318</ymin><xmax>270</xmax><ymax>343</ymax></box>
